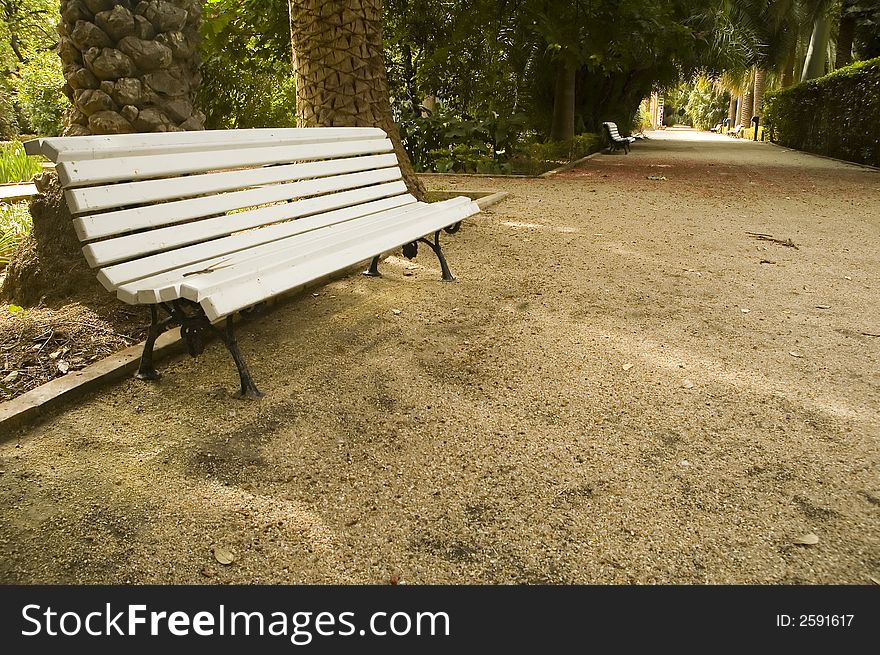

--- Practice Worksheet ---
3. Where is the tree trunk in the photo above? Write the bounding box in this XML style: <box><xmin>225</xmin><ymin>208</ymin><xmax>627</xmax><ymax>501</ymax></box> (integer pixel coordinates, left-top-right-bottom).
<box><xmin>57</xmin><ymin>0</ymin><xmax>205</xmax><ymax>135</ymax></box>
<box><xmin>727</xmin><ymin>95</ymin><xmax>737</xmax><ymax>128</ymax></box>
<box><xmin>739</xmin><ymin>85</ymin><xmax>754</xmax><ymax>127</ymax></box>
<box><xmin>550</xmin><ymin>63</ymin><xmax>575</xmax><ymax>141</ymax></box>
<box><xmin>288</xmin><ymin>0</ymin><xmax>425</xmax><ymax>199</ymax></box>
<box><xmin>836</xmin><ymin>10</ymin><xmax>856</xmax><ymax>69</ymax></box>
<box><xmin>780</xmin><ymin>45</ymin><xmax>797</xmax><ymax>87</ymax></box>
<box><xmin>752</xmin><ymin>68</ymin><xmax>766</xmax><ymax>117</ymax></box>
<box><xmin>801</xmin><ymin>15</ymin><xmax>831</xmax><ymax>81</ymax></box>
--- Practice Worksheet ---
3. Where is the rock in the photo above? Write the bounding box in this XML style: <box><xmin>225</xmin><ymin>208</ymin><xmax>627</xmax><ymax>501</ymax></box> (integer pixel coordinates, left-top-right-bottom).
<box><xmin>118</xmin><ymin>36</ymin><xmax>172</xmax><ymax>71</ymax></box>
<box><xmin>86</xmin><ymin>48</ymin><xmax>135</xmax><ymax>80</ymax></box>
<box><xmin>143</xmin><ymin>70</ymin><xmax>187</xmax><ymax>96</ymax></box>
<box><xmin>75</xmin><ymin>88</ymin><xmax>116</xmax><ymax>115</ymax></box>
<box><xmin>82</xmin><ymin>0</ymin><xmax>117</xmax><ymax>14</ymax></box>
<box><xmin>62</xmin><ymin>1</ymin><xmax>92</xmax><ymax>25</ymax></box>
<box><xmin>155</xmin><ymin>30</ymin><xmax>193</xmax><ymax>59</ymax></box>
<box><xmin>95</xmin><ymin>6</ymin><xmax>136</xmax><ymax>41</ymax></box>
<box><xmin>58</xmin><ymin>37</ymin><xmax>83</xmax><ymax>65</ymax></box>
<box><xmin>68</xmin><ymin>108</ymin><xmax>90</xmax><ymax>126</ymax></box>
<box><xmin>141</xmin><ymin>1</ymin><xmax>188</xmax><ymax>32</ymax></box>
<box><xmin>88</xmin><ymin>110</ymin><xmax>135</xmax><ymax>134</ymax></box>
<box><xmin>120</xmin><ymin>104</ymin><xmax>139</xmax><ymax>123</ymax></box>
<box><xmin>70</xmin><ymin>20</ymin><xmax>113</xmax><ymax>50</ymax></box>
<box><xmin>111</xmin><ymin>77</ymin><xmax>143</xmax><ymax>106</ymax></box>
<box><xmin>178</xmin><ymin>113</ymin><xmax>205</xmax><ymax>131</ymax></box>
<box><xmin>68</xmin><ymin>66</ymin><xmax>100</xmax><ymax>90</ymax></box>
<box><xmin>65</xmin><ymin>123</ymin><xmax>92</xmax><ymax>137</ymax></box>
<box><xmin>163</xmin><ymin>97</ymin><xmax>192</xmax><ymax>122</ymax></box>
<box><xmin>133</xmin><ymin>107</ymin><xmax>176</xmax><ymax>132</ymax></box>
<box><xmin>133</xmin><ymin>15</ymin><xmax>156</xmax><ymax>40</ymax></box>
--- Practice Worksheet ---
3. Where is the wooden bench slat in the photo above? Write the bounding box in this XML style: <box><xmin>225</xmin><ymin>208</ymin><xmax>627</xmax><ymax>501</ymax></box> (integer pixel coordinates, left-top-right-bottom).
<box><xmin>57</xmin><ymin>138</ymin><xmax>394</xmax><ymax>187</ymax></box>
<box><xmin>75</xmin><ymin>166</ymin><xmax>403</xmax><ymax>241</ymax></box>
<box><xmin>25</xmin><ymin>127</ymin><xmax>387</xmax><ymax>162</ymax></box>
<box><xmin>99</xmin><ymin>194</ymin><xmax>417</xmax><ymax>291</ymax></box>
<box><xmin>182</xmin><ymin>198</ymin><xmax>473</xmax><ymax>301</ymax></box>
<box><xmin>195</xmin><ymin>199</ymin><xmax>479</xmax><ymax>321</ymax></box>
<box><xmin>115</xmin><ymin>199</ymin><xmax>432</xmax><ymax>304</ymax></box>
<box><xmin>66</xmin><ymin>153</ymin><xmax>400</xmax><ymax>214</ymax></box>
<box><xmin>83</xmin><ymin>180</ymin><xmax>409</xmax><ymax>267</ymax></box>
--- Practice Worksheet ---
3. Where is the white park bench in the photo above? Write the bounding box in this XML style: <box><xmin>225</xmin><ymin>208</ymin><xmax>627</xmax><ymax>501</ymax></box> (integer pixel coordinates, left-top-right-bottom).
<box><xmin>602</xmin><ymin>121</ymin><xmax>636</xmax><ymax>154</ymax></box>
<box><xmin>24</xmin><ymin>128</ymin><xmax>480</xmax><ymax>398</ymax></box>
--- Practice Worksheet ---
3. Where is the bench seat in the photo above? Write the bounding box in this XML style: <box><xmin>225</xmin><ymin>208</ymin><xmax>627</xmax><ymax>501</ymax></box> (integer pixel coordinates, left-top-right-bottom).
<box><xmin>25</xmin><ymin>127</ymin><xmax>480</xmax><ymax>396</ymax></box>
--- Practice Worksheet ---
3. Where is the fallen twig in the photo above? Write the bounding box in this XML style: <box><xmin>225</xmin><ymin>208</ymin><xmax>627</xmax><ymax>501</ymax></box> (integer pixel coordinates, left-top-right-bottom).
<box><xmin>746</xmin><ymin>232</ymin><xmax>799</xmax><ymax>249</ymax></box>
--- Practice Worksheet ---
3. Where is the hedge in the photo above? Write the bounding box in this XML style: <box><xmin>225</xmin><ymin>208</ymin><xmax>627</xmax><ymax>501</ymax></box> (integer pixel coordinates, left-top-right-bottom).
<box><xmin>763</xmin><ymin>57</ymin><xmax>880</xmax><ymax>167</ymax></box>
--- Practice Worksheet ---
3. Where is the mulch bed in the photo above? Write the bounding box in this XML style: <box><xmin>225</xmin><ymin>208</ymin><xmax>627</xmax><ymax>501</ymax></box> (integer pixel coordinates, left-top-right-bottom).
<box><xmin>0</xmin><ymin>301</ymin><xmax>147</xmax><ymax>401</ymax></box>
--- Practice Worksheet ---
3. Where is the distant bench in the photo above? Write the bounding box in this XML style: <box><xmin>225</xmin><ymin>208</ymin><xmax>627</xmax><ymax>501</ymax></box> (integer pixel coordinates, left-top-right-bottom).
<box><xmin>602</xmin><ymin>122</ymin><xmax>636</xmax><ymax>154</ymax></box>
<box><xmin>25</xmin><ymin>128</ymin><xmax>480</xmax><ymax>397</ymax></box>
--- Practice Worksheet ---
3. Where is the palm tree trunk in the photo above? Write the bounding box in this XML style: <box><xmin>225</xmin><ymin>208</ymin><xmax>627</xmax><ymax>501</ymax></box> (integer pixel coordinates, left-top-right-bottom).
<box><xmin>57</xmin><ymin>0</ymin><xmax>205</xmax><ymax>135</ymax></box>
<box><xmin>753</xmin><ymin>68</ymin><xmax>766</xmax><ymax>118</ymax></box>
<box><xmin>728</xmin><ymin>95</ymin><xmax>738</xmax><ymax>129</ymax></box>
<box><xmin>739</xmin><ymin>85</ymin><xmax>754</xmax><ymax>127</ymax></box>
<box><xmin>550</xmin><ymin>63</ymin><xmax>576</xmax><ymax>142</ymax></box>
<box><xmin>781</xmin><ymin>45</ymin><xmax>797</xmax><ymax>87</ymax></box>
<box><xmin>288</xmin><ymin>0</ymin><xmax>425</xmax><ymax>199</ymax></box>
<box><xmin>836</xmin><ymin>9</ymin><xmax>856</xmax><ymax>69</ymax></box>
<box><xmin>801</xmin><ymin>15</ymin><xmax>831</xmax><ymax>81</ymax></box>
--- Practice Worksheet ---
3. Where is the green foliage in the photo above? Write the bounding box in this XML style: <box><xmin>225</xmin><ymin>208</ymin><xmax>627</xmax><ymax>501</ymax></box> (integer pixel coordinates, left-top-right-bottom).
<box><xmin>198</xmin><ymin>0</ymin><xmax>296</xmax><ymax>128</ymax></box>
<box><xmin>15</xmin><ymin>50</ymin><xmax>67</xmax><ymax>136</ymax></box>
<box><xmin>397</xmin><ymin>103</ymin><xmax>529</xmax><ymax>172</ymax></box>
<box><xmin>0</xmin><ymin>140</ymin><xmax>42</xmax><ymax>182</ymax></box>
<box><xmin>847</xmin><ymin>0</ymin><xmax>880</xmax><ymax>60</ymax></box>
<box><xmin>1</xmin><ymin>0</ymin><xmax>64</xmax><ymax>137</ymax></box>
<box><xmin>634</xmin><ymin>104</ymin><xmax>653</xmax><ymax>132</ymax></box>
<box><xmin>0</xmin><ymin>78</ymin><xmax>18</xmax><ymax>138</ymax></box>
<box><xmin>684</xmin><ymin>75</ymin><xmax>729</xmax><ymax>130</ymax></box>
<box><xmin>0</xmin><ymin>200</ymin><xmax>32</xmax><ymax>267</ymax></box>
<box><xmin>520</xmin><ymin>134</ymin><xmax>600</xmax><ymax>163</ymax></box>
<box><xmin>763</xmin><ymin>56</ymin><xmax>880</xmax><ymax>166</ymax></box>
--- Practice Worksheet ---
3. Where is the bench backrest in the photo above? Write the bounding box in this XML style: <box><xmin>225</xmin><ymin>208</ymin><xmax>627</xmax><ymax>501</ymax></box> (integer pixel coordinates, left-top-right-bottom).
<box><xmin>24</xmin><ymin>128</ymin><xmax>414</xmax><ymax>292</ymax></box>
<box><xmin>602</xmin><ymin>122</ymin><xmax>624</xmax><ymax>140</ymax></box>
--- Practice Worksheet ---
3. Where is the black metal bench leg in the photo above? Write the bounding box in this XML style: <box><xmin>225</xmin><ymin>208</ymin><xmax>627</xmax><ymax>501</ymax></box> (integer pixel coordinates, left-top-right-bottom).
<box><xmin>418</xmin><ymin>230</ymin><xmax>455</xmax><ymax>282</ymax></box>
<box><xmin>135</xmin><ymin>305</ymin><xmax>162</xmax><ymax>381</ymax></box>
<box><xmin>363</xmin><ymin>255</ymin><xmax>381</xmax><ymax>277</ymax></box>
<box><xmin>217</xmin><ymin>316</ymin><xmax>263</xmax><ymax>399</ymax></box>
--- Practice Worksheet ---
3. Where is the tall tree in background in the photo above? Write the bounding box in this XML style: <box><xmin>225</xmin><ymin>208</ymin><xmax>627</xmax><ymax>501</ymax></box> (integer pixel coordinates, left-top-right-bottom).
<box><xmin>800</xmin><ymin>0</ymin><xmax>833</xmax><ymax>80</ymax></box>
<box><xmin>288</xmin><ymin>0</ymin><xmax>425</xmax><ymax>198</ymax></box>
<box><xmin>57</xmin><ymin>0</ymin><xmax>205</xmax><ymax>135</ymax></box>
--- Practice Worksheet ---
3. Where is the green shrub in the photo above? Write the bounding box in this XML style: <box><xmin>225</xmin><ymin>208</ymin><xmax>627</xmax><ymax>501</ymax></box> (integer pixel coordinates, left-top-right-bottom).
<box><xmin>0</xmin><ymin>142</ymin><xmax>43</xmax><ymax>183</ymax></box>
<box><xmin>763</xmin><ymin>57</ymin><xmax>880</xmax><ymax>167</ymax></box>
<box><xmin>15</xmin><ymin>51</ymin><xmax>69</xmax><ymax>137</ymax></box>
<box><xmin>685</xmin><ymin>76</ymin><xmax>728</xmax><ymax>131</ymax></box>
<box><xmin>0</xmin><ymin>201</ymin><xmax>33</xmax><ymax>267</ymax></box>
<box><xmin>0</xmin><ymin>80</ymin><xmax>19</xmax><ymax>139</ymax></box>
<box><xmin>634</xmin><ymin>104</ymin><xmax>653</xmax><ymax>133</ymax></box>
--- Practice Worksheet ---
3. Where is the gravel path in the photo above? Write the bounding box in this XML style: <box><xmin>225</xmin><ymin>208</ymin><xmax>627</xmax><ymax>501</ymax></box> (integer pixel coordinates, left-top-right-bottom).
<box><xmin>1</xmin><ymin>129</ymin><xmax>877</xmax><ymax>584</ymax></box>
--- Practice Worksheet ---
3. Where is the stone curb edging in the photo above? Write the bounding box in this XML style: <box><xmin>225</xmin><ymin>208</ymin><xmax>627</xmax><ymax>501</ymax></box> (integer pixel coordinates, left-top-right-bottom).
<box><xmin>761</xmin><ymin>140</ymin><xmax>880</xmax><ymax>172</ymax></box>
<box><xmin>538</xmin><ymin>151</ymin><xmax>603</xmax><ymax>177</ymax></box>
<box><xmin>417</xmin><ymin>151</ymin><xmax>601</xmax><ymax>180</ymax></box>
<box><xmin>0</xmin><ymin>190</ymin><xmax>510</xmax><ymax>439</ymax></box>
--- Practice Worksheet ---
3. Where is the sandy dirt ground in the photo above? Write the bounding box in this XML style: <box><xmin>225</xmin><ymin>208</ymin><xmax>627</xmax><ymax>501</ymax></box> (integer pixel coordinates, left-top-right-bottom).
<box><xmin>0</xmin><ymin>129</ymin><xmax>877</xmax><ymax>584</ymax></box>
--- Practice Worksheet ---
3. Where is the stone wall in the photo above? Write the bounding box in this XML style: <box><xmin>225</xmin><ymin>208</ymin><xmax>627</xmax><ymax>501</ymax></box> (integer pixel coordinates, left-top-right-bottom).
<box><xmin>58</xmin><ymin>0</ymin><xmax>205</xmax><ymax>135</ymax></box>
